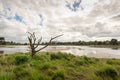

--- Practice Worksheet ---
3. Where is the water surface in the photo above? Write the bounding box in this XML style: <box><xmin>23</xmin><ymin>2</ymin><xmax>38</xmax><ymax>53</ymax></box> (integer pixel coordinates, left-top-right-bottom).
<box><xmin>0</xmin><ymin>45</ymin><xmax>120</xmax><ymax>58</ymax></box>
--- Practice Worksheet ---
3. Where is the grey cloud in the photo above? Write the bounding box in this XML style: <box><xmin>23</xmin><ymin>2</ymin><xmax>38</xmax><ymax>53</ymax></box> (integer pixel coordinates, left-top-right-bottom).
<box><xmin>0</xmin><ymin>20</ymin><xmax>27</xmax><ymax>42</ymax></box>
<box><xmin>110</xmin><ymin>14</ymin><xmax>120</xmax><ymax>21</ymax></box>
<box><xmin>0</xmin><ymin>0</ymin><xmax>120</xmax><ymax>42</ymax></box>
<box><xmin>88</xmin><ymin>0</ymin><xmax>120</xmax><ymax>18</ymax></box>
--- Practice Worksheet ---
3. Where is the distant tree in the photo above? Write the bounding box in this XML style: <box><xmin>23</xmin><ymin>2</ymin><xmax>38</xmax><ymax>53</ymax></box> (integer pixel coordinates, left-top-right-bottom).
<box><xmin>0</xmin><ymin>37</ymin><xmax>6</xmax><ymax>45</ymax></box>
<box><xmin>24</xmin><ymin>43</ymin><xmax>28</xmax><ymax>45</ymax></box>
<box><xmin>28</xmin><ymin>32</ymin><xmax>63</xmax><ymax>58</ymax></box>
<box><xmin>110</xmin><ymin>39</ymin><xmax>118</xmax><ymax>45</ymax></box>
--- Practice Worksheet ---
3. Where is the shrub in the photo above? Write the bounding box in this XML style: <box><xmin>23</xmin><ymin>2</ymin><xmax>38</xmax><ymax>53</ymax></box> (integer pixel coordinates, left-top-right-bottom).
<box><xmin>75</xmin><ymin>56</ymin><xmax>94</xmax><ymax>66</ymax></box>
<box><xmin>47</xmin><ymin>69</ymin><xmax>55</xmax><ymax>76</ymax></box>
<box><xmin>38</xmin><ymin>75</ymin><xmax>51</xmax><ymax>80</ymax></box>
<box><xmin>33</xmin><ymin>54</ymin><xmax>50</xmax><ymax>62</ymax></box>
<box><xmin>83</xmin><ymin>56</ymin><xmax>95</xmax><ymax>64</ymax></box>
<box><xmin>29</xmin><ymin>60</ymin><xmax>40</xmax><ymax>67</ymax></box>
<box><xmin>28</xmin><ymin>71</ymin><xmax>51</xmax><ymax>80</ymax></box>
<box><xmin>75</xmin><ymin>60</ymin><xmax>86</xmax><ymax>66</ymax></box>
<box><xmin>41</xmin><ymin>63</ymin><xmax>51</xmax><ymax>70</ymax></box>
<box><xmin>83</xmin><ymin>56</ymin><xmax>90</xmax><ymax>61</ymax></box>
<box><xmin>0</xmin><ymin>60</ymin><xmax>7</xmax><ymax>65</ymax></box>
<box><xmin>106</xmin><ymin>60</ymin><xmax>114</xmax><ymax>65</ymax></box>
<box><xmin>0</xmin><ymin>72</ymin><xmax>15</xmax><ymax>80</ymax></box>
<box><xmin>14</xmin><ymin>55</ymin><xmax>29</xmax><ymax>65</ymax></box>
<box><xmin>14</xmin><ymin>67</ymin><xmax>30</xmax><ymax>79</ymax></box>
<box><xmin>52</xmin><ymin>70</ymin><xmax>65</xmax><ymax>80</ymax></box>
<box><xmin>50</xmin><ymin>52</ymin><xmax>71</xmax><ymax>60</ymax></box>
<box><xmin>106</xmin><ymin>60</ymin><xmax>120</xmax><ymax>65</ymax></box>
<box><xmin>95</xmin><ymin>66</ymin><xmax>118</xmax><ymax>79</ymax></box>
<box><xmin>50</xmin><ymin>53</ymin><xmax>62</xmax><ymax>60</ymax></box>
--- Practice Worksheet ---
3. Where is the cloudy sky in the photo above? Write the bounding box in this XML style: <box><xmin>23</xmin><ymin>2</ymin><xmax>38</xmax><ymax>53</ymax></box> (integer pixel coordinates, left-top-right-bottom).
<box><xmin>0</xmin><ymin>0</ymin><xmax>120</xmax><ymax>43</ymax></box>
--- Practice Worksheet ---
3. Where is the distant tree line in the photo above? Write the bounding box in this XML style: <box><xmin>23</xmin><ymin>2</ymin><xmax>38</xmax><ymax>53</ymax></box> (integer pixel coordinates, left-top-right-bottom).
<box><xmin>0</xmin><ymin>37</ymin><xmax>23</xmax><ymax>45</ymax></box>
<box><xmin>0</xmin><ymin>37</ymin><xmax>119</xmax><ymax>46</ymax></box>
<box><xmin>5</xmin><ymin>41</ymin><xmax>23</xmax><ymax>45</ymax></box>
<box><xmin>42</xmin><ymin>39</ymin><xmax>120</xmax><ymax>46</ymax></box>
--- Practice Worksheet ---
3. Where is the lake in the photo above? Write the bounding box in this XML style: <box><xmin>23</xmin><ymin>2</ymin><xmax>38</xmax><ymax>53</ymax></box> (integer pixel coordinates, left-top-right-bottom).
<box><xmin>0</xmin><ymin>45</ymin><xmax>120</xmax><ymax>59</ymax></box>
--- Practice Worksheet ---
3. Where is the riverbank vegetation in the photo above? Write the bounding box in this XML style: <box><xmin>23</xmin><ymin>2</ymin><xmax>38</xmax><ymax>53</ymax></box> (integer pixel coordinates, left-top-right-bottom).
<box><xmin>47</xmin><ymin>39</ymin><xmax>120</xmax><ymax>46</ymax></box>
<box><xmin>0</xmin><ymin>52</ymin><xmax>120</xmax><ymax>80</ymax></box>
<box><xmin>1</xmin><ymin>37</ymin><xmax>120</xmax><ymax>46</ymax></box>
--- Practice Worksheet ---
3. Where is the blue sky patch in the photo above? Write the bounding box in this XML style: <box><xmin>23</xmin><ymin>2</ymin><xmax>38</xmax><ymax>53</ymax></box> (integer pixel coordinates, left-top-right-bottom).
<box><xmin>38</xmin><ymin>14</ymin><xmax>44</xmax><ymax>26</ymax></box>
<box><xmin>72</xmin><ymin>0</ymin><xmax>81</xmax><ymax>11</ymax></box>
<box><xmin>14</xmin><ymin>14</ymin><xmax>23</xmax><ymax>22</ymax></box>
<box><xmin>66</xmin><ymin>0</ymin><xmax>82</xmax><ymax>12</ymax></box>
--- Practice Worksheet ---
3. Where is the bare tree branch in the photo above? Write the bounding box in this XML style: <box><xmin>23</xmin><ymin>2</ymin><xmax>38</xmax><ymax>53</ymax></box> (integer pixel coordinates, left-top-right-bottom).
<box><xmin>36</xmin><ymin>34</ymin><xmax>63</xmax><ymax>52</ymax></box>
<box><xmin>35</xmin><ymin>37</ymin><xmax>42</xmax><ymax>49</ymax></box>
<box><xmin>27</xmin><ymin>32</ymin><xmax>63</xmax><ymax>58</ymax></box>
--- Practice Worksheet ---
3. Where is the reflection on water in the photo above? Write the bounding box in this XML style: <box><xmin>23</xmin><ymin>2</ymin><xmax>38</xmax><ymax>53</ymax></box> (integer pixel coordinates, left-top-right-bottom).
<box><xmin>0</xmin><ymin>45</ymin><xmax>120</xmax><ymax>59</ymax></box>
<box><xmin>0</xmin><ymin>46</ymin><xmax>28</xmax><ymax>54</ymax></box>
<box><xmin>0</xmin><ymin>50</ymin><xmax>4</xmax><ymax>54</ymax></box>
<box><xmin>111</xmin><ymin>47</ymin><xmax>119</xmax><ymax>50</ymax></box>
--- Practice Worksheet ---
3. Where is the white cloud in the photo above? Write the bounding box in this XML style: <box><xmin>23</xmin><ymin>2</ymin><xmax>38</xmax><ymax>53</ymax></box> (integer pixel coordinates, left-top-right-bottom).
<box><xmin>0</xmin><ymin>0</ymin><xmax>120</xmax><ymax>43</ymax></box>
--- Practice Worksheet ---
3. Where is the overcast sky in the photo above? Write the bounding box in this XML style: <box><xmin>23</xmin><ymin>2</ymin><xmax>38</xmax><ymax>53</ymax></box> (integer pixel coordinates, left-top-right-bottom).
<box><xmin>0</xmin><ymin>0</ymin><xmax>120</xmax><ymax>42</ymax></box>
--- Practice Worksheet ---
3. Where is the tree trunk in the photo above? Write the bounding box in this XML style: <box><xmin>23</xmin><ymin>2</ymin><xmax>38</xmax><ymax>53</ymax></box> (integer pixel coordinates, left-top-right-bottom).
<box><xmin>31</xmin><ymin>50</ymin><xmax>36</xmax><ymax>58</ymax></box>
<box><xmin>28</xmin><ymin>32</ymin><xmax>63</xmax><ymax>58</ymax></box>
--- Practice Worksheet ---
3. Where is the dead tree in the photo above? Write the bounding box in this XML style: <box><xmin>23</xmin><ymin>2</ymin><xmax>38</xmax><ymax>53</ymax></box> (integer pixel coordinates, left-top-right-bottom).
<box><xmin>27</xmin><ymin>32</ymin><xmax>63</xmax><ymax>58</ymax></box>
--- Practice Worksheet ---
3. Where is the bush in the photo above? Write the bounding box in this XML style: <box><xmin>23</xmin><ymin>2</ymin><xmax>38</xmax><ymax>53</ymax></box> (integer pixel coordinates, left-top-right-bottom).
<box><xmin>28</xmin><ymin>71</ymin><xmax>51</xmax><ymax>80</ymax></box>
<box><xmin>51</xmin><ymin>53</ymin><xmax>62</xmax><ymax>60</ymax></box>
<box><xmin>39</xmin><ymin>75</ymin><xmax>51</xmax><ymax>80</ymax></box>
<box><xmin>50</xmin><ymin>52</ymin><xmax>71</xmax><ymax>60</ymax></box>
<box><xmin>83</xmin><ymin>56</ymin><xmax>90</xmax><ymax>61</ymax></box>
<box><xmin>41</xmin><ymin>63</ymin><xmax>51</xmax><ymax>70</ymax></box>
<box><xmin>106</xmin><ymin>60</ymin><xmax>120</xmax><ymax>65</ymax></box>
<box><xmin>52</xmin><ymin>70</ymin><xmax>65</xmax><ymax>80</ymax></box>
<box><xmin>0</xmin><ymin>72</ymin><xmax>15</xmax><ymax>80</ymax></box>
<box><xmin>33</xmin><ymin>54</ymin><xmax>50</xmax><ymax>62</ymax></box>
<box><xmin>75</xmin><ymin>60</ymin><xmax>86</xmax><ymax>66</ymax></box>
<box><xmin>14</xmin><ymin>67</ymin><xmax>30</xmax><ymax>79</ymax></box>
<box><xmin>14</xmin><ymin>55</ymin><xmax>29</xmax><ymax>65</ymax></box>
<box><xmin>95</xmin><ymin>66</ymin><xmax>118</xmax><ymax>79</ymax></box>
<box><xmin>75</xmin><ymin>56</ymin><xmax>94</xmax><ymax>66</ymax></box>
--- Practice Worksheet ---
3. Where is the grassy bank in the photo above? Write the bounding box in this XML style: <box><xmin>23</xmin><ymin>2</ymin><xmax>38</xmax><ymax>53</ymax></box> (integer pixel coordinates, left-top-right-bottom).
<box><xmin>0</xmin><ymin>52</ymin><xmax>120</xmax><ymax>80</ymax></box>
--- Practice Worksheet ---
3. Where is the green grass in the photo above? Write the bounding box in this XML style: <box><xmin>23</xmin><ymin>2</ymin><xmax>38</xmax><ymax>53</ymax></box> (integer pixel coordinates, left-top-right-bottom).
<box><xmin>0</xmin><ymin>52</ymin><xmax>120</xmax><ymax>80</ymax></box>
